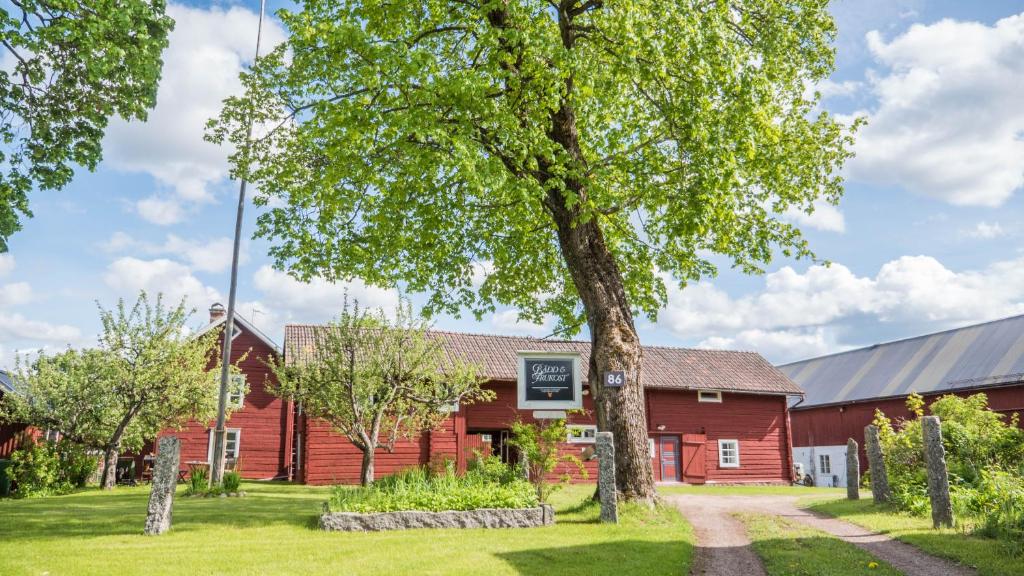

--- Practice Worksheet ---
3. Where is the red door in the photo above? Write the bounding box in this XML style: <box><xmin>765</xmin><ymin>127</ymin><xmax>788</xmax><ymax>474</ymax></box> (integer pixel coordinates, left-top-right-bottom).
<box><xmin>659</xmin><ymin>436</ymin><xmax>680</xmax><ymax>482</ymax></box>
<box><xmin>682</xmin><ymin>434</ymin><xmax>707</xmax><ymax>484</ymax></box>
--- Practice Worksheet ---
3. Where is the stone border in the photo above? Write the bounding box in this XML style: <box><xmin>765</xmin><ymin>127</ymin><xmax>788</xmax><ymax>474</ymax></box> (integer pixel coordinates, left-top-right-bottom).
<box><xmin>319</xmin><ymin>504</ymin><xmax>554</xmax><ymax>532</ymax></box>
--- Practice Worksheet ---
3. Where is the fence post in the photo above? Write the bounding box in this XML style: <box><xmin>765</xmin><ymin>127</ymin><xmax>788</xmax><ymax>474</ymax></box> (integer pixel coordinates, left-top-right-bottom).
<box><xmin>846</xmin><ymin>438</ymin><xmax>860</xmax><ymax>500</ymax></box>
<box><xmin>921</xmin><ymin>416</ymin><xmax>954</xmax><ymax>528</ymax></box>
<box><xmin>864</xmin><ymin>425</ymin><xmax>892</xmax><ymax>504</ymax></box>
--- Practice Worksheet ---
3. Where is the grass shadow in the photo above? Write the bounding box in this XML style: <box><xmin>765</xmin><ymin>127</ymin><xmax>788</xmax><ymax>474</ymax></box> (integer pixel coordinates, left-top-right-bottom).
<box><xmin>496</xmin><ymin>540</ymin><xmax>692</xmax><ymax>576</ymax></box>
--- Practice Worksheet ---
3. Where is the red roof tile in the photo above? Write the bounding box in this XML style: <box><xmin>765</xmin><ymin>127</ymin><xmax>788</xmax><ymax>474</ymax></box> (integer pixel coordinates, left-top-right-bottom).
<box><xmin>284</xmin><ymin>326</ymin><xmax>802</xmax><ymax>396</ymax></box>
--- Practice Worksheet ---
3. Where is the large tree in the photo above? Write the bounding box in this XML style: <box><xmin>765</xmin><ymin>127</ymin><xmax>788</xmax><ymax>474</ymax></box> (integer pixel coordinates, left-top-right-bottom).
<box><xmin>0</xmin><ymin>0</ymin><xmax>173</xmax><ymax>251</ymax></box>
<box><xmin>271</xmin><ymin>300</ymin><xmax>493</xmax><ymax>485</ymax></box>
<box><xmin>214</xmin><ymin>0</ymin><xmax>857</xmax><ymax>500</ymax></box>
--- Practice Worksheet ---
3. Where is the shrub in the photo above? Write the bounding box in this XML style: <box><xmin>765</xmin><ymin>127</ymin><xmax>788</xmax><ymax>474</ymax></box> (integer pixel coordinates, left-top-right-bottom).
<box><xmin>874</xmin><ymin>393</ymin><xmax>1024</xmax><ymax>546</ymax></box>
<box><xmin>329</xmin><ymin>463</ymin><xmax>537</xmax><ymax>513</ymax></box>
<box><xmin>466</xmin><ymin>451</ymin><xmax>524</xmax><ymax>484</ymax></box>
<box><xmin>55</xmin><ymin>441</ymin><xmax>99</xmax><ymax>488</ymax></box>
<box><xmin>186</xmin><ymin>465</ymin><xmax>209</xmax><ymax>495</ymax></box>
<box><xmin>508</xmin><ymin>418</ymin><xmax>587</xmax><ymax>503</ymax></box>
<box><xmin>6</xmin><ymin>440</ymin><xmax>65</xmax><ymax>498</ymax></box>
<box><xmin>222</xmin><ymin>470</ymin><xmax>242</xmax><ymax>493</ymax></box>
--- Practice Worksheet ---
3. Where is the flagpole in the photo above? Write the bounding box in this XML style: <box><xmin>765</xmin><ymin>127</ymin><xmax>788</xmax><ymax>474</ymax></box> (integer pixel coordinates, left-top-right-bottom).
<box><xmin>212</xmin><ymin>0</ymin><xmax>267</xmax><ymax>486</ymax></box>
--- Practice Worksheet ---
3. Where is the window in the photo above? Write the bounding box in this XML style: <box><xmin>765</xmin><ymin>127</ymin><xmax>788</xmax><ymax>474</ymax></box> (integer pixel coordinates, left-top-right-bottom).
<box><xmin>819</xmin><ymin>454</ymin><xmax>831</xmax><ymax>475</ymax></box>
<box><xmin>718</xmin><ymin>439</ymin><xmax>740</xmax><ymax>468</ymax></box>
<box><xmin>208</xmin><ymin>428</ymin><xmax>241</xmax><ymax>462</ymax></box>
<box><xmin>567</xmin><ymin>424</ymin><xmax>598</xmax><ymax>444</ymax></box>
<box><xmin>698</xmin><ymin>391</ymin><xmax>722</xmax><ymax>403</ymax></box>
<box><xmin>228</xmin><ymin>374</ymin><xmax>246</xmax><ymax>408</ymax></box>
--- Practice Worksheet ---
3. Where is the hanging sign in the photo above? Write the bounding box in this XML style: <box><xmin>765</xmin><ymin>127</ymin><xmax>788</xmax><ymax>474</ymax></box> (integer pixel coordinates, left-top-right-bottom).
<box><xmin>517</xmin><ymin>351</ymin><xmax>583</xmax><ymax>410</ymax></box>
<box><xmin>603</xmin><ymin>370</ymin><xmax>625</xmax><ymax>388</ymax></box>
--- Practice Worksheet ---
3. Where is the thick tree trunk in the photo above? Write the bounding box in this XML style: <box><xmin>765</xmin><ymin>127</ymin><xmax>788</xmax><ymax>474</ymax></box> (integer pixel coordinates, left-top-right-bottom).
<box><xmin>101</xmin><ymin>446</ymin><xmax>119</xmax><ymax>490</ymax></box>
<box><xmin>360</xmin><ymin>448</ymin><xmax>375</xmax><ymax>486</ymax></box>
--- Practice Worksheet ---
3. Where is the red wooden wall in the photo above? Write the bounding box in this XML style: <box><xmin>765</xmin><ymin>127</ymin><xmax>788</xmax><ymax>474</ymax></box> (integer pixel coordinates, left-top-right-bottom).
<box><xmin>790</xmin><ymin>384</ymin><xmax>1024</xmax><ymax>470</ymax></box>
<box><xmin>158</xmin><ymin>325</ymin><xmax>293</xmax><ymax>480</ymax></box>
<box><xmin>0</xmin><ymin>422</ymin><xmax>29</xmax><ymax>458</ymax></box>
<box><xmin>647</xmin><ymin>390</ymin><xmax>792</xmax><ymax>483</ymax></box>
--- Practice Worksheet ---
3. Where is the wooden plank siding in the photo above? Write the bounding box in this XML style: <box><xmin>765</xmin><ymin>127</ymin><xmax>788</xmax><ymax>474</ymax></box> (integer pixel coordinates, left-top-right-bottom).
<box><xmin>791</xmin><ymin>384</ymin><xmax>1024</xmax><ymax>471</ymax></box>
<box><xmin>300</xmin><ymin>382</ymin><xmax>793</xmax><ymax>485</ymax></box>
<box><xmin>157</xmin><ymin>325</ymin><xmax>293</xmax><ymax>481</ymax></box>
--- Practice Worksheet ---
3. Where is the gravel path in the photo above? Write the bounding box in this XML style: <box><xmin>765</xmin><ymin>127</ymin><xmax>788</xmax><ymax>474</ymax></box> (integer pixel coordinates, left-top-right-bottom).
<box><xmin>667</xmin><ymin>494</ymin><xmax>976</xmax><ymax>576</ymax></box>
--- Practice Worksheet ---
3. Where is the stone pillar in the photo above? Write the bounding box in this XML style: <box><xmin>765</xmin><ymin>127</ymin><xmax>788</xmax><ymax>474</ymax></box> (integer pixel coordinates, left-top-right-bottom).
<box><xmin>922</xmin><ymin>416</ymin><xmax>954</xmax><ymax>528</ymax></box>
<box><xmin>864</xmin><ymin>425</ymin><xmax>892</xmax><ymax>504</ymax></box>
<box><xmin>144</xmin><ymin>436</ymin><xmax>181</xmax><ymax>536</ymax></box>
<box><xmin>596</xmin><ymin>432</ymin><xmax>618</xmax><ymax>524</ymax></box>
<box><xmin>846</xmin><ymin>438</ymin><xmax>860</xmax><ymax>500</ymax></box>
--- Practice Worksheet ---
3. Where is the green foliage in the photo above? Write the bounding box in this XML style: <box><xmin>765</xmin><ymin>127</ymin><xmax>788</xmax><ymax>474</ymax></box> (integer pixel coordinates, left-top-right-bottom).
<box><xmin>270</xmin><ymin>297</ymin><xmax>493</xmax><ymax>484</ymax></box>
<box><xmin>222</xmin><ymin>471</ymin><xmax>242</xmax><ymax>494</ymax></box>
<box><xmin>0</xmin><ymin>1</ymin><xmax>174</xmax><ymax>250</ymax></box>
<box><xmin>185</xmin><ymin>466</ymin><xmax>209</xmax><ymax>496</ymax></box>
<box><xmin>508</xmin><ymin>418</ymin><xmax>587</xmax><ymax>503</ymax></box>
<box><xmin>466</xmin><ymin>451</ymin><xmax>525</xmax><ymax>485</ymax></box>
<box><xmin>55</xmin><ymin>441</ymin><xmax>99</xmax><ymax>489</ymax></box>
<box><xmin>874</xmin><ymin>393</ymin><xmax>1024</xmax><ymax>547</ymax></box>
<box><xmin>212</xmin><ymin>0</ymin><xmax>858</xmax><ymax>334</ymax></box>
<box><xmin>329</xmin><ymin>463</ymin><xmax>538</xmax><ymax>513</ymax></box>
<box><xmin>6</xmin><ymin>440</ymin><xmax>63</xmax><ymax>498</ymax></box>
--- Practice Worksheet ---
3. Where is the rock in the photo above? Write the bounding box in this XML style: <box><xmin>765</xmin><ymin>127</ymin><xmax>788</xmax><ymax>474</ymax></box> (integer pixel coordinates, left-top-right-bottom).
<box><xmin>596</xmin><ymin>431</ymin><xmax>618</xmax><ymax>524</ymax></box>
<box><xmin>846</xmin><ymin>438</ymin><xmax>860</xmax><ymax>500</ymax></box>
<box><xmin>864</xmin><ymin>425</ymin><xmax>892</xmax><ymax>504</ymax></box>
<box><xmin>144</xmin><ymin>436</ymin><xmax>181</xmax><ymax>536</ymax></box>
<box><xmin>219</xmin><ymin>493</ymin><xmax>227</xmax><ymax>498</ymax></box>
<box><xmin>922</xmin><ymin>416</ymin><xmax>954</xmax><ymax>528</ymax></box>
<box><xmin>319</xmin><ymin>505</ymin><xmax>555</xmax><ymax>532</ymax></box>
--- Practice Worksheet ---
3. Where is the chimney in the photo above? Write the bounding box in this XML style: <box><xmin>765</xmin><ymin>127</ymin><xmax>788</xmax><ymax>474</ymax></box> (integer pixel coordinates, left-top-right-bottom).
<box><xmin>209</xmin><ymin>302</ymin><xmax>226</xmax><ymax>323</ymax></box>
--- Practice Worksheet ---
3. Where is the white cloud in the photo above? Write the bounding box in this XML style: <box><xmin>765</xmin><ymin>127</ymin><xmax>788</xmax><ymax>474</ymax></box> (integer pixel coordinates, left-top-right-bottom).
<box><xmin>240</xmin><ymin>266</ymin><xmax>400</xmax><ymax>334</ymax></box>
<box><xmin>784</xmin><ymin>200</ymin><xmax>846</xmax><ymax>233</ymax></box>
<box><xmin>0</xmin><ymin>254</ymin><xmax>14</xmax><ymax>277</ymax></box>
<box><xmin>490</xmin><ymin>310</ymin><xmax>553</xmax><ymax>337</ymax></box>
<box><xmin>0</xmin><ymin>282</ymin><xmax>33</xmax><ymax>307</ymax></box>
<box><xmin>662</xmin><ymin>254</ymin><xmax>1024</xmax><ymax>362</ymax></box>
<box><xmin>104</xmin><ymin>257</ymin><xmax>221</xmax><ymax>309</ymax></box>
<box><xmin>962</xmin><ymin>221</ymin><xmax>1006</xmax><ymax>240</ymax></box>
<box><xmin>103</xmin><ymin>3</ymin><xmax>286</xmax><ymax>205</ymax></box>
<box><xmin>849</xmin><ymin>14</ymin><xmax>1024</xmax><ymax>206</ymax></box>
<box><xmin>137</xmin><ymin>196</ymin><xmax>185</xmax><ymax>226</ymax></box>
<box><xmin>102</xmin><ymin>232</ymin><xmax>245</xmax><ymax>273</ymax></box>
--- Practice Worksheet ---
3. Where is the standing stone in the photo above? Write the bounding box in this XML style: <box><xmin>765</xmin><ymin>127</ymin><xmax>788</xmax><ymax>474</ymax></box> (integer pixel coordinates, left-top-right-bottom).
<box><xmin>144</xmin><ymin>436</ymin><xmax>181</xmax><ymax>536</ymax></box>
<box><xmin>846</xmin><ymin>438</ymin><xmax>860</xmax><ymax>500</ymax></box>
<box><xmin>596</xmin><ymin>431</ymin><xmax>618</xmax><ymax>524</ymax></box>
<box><xmin>921</xmin><ymin>416</ymin><xmax>954</xmax><ymax>528</ymax></box>
<box><xmin>864</xmin><ymin>425</ymin><xmax>892</xmax><ymax>504</ymax></box>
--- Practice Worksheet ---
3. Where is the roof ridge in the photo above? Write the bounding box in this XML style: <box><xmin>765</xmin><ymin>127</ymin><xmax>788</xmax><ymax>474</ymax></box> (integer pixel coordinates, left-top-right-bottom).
<box><xmin>778</xmin><ymin>312</ymin><xmax>1024</xmax><ymax>368</ymax></box>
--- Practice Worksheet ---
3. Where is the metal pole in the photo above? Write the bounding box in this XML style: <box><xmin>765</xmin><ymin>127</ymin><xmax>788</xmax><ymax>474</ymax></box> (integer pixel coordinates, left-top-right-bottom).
<box><xmin>211</xmin><ymin>0</ymin><xmax>268</xmax><ymax>486</ymax></box>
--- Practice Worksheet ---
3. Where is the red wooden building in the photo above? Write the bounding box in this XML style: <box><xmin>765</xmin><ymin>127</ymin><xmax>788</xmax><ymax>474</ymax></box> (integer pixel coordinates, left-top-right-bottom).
<box><xmin>0</xmin><ymin>370</ymin><xmax>29</xmax><ymax>458</ymax></box>
<box><xmin>160</xmin><ymin>309</ymin><xmax>803</xmax><ymax>485</ymax></box>
<box><xmin>781</xmin><ymin>314</ymin><xmax>1024</xmax><ymax>487</ymax></box>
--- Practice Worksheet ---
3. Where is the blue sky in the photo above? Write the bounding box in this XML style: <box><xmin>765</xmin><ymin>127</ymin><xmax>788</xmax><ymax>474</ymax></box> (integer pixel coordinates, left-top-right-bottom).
<box><xmin>2</xmin><ymin>0</ymin><xmax>1024</xmax><ymax>367</ymax></box>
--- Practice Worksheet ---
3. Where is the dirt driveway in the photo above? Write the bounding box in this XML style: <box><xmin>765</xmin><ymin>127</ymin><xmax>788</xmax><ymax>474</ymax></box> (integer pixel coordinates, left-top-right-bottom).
<box><xmin>666</xmin><ymin>494</ymin><xmax>976</xmax><ymax>576</ymax></box>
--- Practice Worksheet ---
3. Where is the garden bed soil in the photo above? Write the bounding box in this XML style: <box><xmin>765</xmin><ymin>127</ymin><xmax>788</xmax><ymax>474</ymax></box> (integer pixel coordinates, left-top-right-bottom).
<box><xmin>320</xmin><ymin>504</ymin><xmax>554</xmax><ymax>532</ymax></box>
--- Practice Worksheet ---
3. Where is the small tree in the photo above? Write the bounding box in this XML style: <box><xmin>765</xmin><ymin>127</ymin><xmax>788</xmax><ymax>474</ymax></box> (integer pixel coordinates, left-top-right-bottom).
<box><xmin>271</xmin><ymin>299</ymin><xmax>493</xmax><ymax>485</ymax></box>
<box><xmin>508</xmin><ymin>418</ymin><xmax>586</xmax><ymax>503</ymax></box>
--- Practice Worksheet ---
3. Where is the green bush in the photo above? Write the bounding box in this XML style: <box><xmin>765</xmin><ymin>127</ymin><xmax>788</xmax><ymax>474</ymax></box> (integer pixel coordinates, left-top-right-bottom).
<box><xmin>874</xmin><ymin>393</ymin><xmax>1024</xmax><ymax>547</ymax></box>
<box><xmin>55</xmin><ymin>441</ymin><xmax>99</xmax><ymax>488</ymax></box>
<box><xmin>6</xmin><ymin>441</ymin><xmax>65</xmax><ymax>498</ymax></box>
<box><xmin>186</xmin><ymin>466</ymin><xmax>209</xmax><ymax>495</ymax></box>
<box><xmin>329</xmin><ymin>462</ymin><xmax>538</xmax><ymax>513</ymax></box>
<box><xmin>508</xmin><ymin>417</ymin><xmax>587</xmax><ymax>503</ymax></box>
<box><xmin>222</xmin><ymin>470</ymin><xmax>242</xmax><ymax>493</ymax></box>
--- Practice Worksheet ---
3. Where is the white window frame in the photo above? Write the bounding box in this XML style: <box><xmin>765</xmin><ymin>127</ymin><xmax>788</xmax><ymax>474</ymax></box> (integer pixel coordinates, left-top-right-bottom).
<box><xmin>566</xmin><ymin>424</ymin><xmax>598</xmax><ymax>444</ymax></box>
<box><xmin>718</xmin><ymin>439</ymin><xmax>740</xmax><ymax>468</ymax></box>
<box><xmin>208</xmin><ymin>428</ymin><xmax>241</xmax><ymax>462</ymax></box>
<box><xmin>698</xmin><ymin>390</ymin><xmax>723</xmax><ymax>403</ymax></box>
<box><xmin>228</xmin><ymin>374</ymin><xmax>246</xmax><ymax>409</ymax></box>
<box><xmin>819</xmin><ymin>454</ymin><xmax>832</xmax><ymax>475</ymax></box>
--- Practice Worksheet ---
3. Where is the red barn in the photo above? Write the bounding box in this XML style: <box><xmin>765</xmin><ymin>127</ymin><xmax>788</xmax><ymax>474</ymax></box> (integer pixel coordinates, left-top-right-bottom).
<box><xmin>285</xmin><ymin>327</ymin><xmax>803</xmax><ymax>486</ymax></box>
<box><xmin>781</xmin><ymin>314</ymin><xmax>1024</xmax><ymax>488</ymax></box>
<box><xmin>0</xmin><ymin>370</ymin><xmax>29</xmax><ymax>458</ymax></box>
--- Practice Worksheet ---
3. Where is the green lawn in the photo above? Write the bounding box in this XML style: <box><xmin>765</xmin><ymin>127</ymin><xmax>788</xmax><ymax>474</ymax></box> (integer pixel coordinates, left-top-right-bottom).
<box><xmin>658</xmin><ymin>483</ymin><xmax>845</xmax><ymax>498</ymax></box>
<box><xmin>0</xmin><ymin>482</ymin><xmax>693</xmax><ymax>576</ymax></box>
<box><xmin>808</xmin><ymin>498</ymin><xmax>1024</xmax><ymax>576</ymax></box>
<box><xmin>738</xmin><ymin>512</ymin><xmax>901</xmax><ymax>576</ymax></box>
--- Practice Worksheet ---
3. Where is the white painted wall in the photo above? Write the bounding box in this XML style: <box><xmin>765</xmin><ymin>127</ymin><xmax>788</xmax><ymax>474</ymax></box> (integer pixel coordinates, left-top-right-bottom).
<box><xmin>792</xmin><ymin>445</ymin><xmax>848</xmax><ymax>488</ymax></box>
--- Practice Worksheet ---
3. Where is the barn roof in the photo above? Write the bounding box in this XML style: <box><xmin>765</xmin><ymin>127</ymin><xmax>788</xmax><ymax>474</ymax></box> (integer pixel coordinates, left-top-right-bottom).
<box><xmin>780</xmin><ymin>314</ymin><xmax>1024</xmax><ymax>408</ymax></box>
<box><xmin>284</xmin><ymin>326</ymin><xmax>802</xmax><ymax>395</ymax></box>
